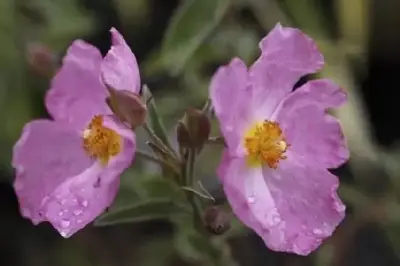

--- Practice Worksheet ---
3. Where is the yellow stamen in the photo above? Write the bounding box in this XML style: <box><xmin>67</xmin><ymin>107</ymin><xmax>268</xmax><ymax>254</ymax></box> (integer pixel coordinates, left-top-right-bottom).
<box><xmin>82</xmin><ymin>115</ymin><xmax>122</xmax><ymax>165</ymax></box>
<box><xmin>244</xmin><ymin>121</ymin><xmax>288</xmax><ymax>168</ymax></box>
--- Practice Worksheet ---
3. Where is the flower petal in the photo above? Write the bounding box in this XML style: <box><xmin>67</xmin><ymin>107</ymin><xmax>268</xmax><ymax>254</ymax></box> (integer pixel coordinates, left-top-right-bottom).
<box><xmin>218</xmin><ymin>152</ymin><xmax>345</xmax><ymax>255</ymax></box>
<box><xmin>12</xmin><ymin>119</ymin><xmax>135</xmax><ymax>237</ymax></box>
<box><xmin>101</xmin><ymin>28</ymin><xmax>140</xmax><ymax>94</ymax></box>
<box><xmin>261</xmin><ymin>156</ymin><xmax>345</xmax><ymax>255</ymax></box>
<box><xmin>276</xmin><ymin>79</ymin><xmax>349</xmax><ymax>169</ymax></box>
<box><xmin>248</xmin><ymin>23</ymin><xmax>324</xmax><ymax>118</ymax></box>
<box><xmin>12</xmin><ymin>120</ymin><xmax>93</xmax><ymax>224</ymax></box>
<box><xmin>210</xmin><ymin>58</ymin><xmax>252</xmax><ymax>156</ymax></box>
<box><xmin>45</xmin><ymin>40</ymin><xmax>110</xmax><ymax>129</ymax></box>
<box><xmin>217</xmin><ymin>151</ymin><xmax>270</xmax><ymax>236</ymax></box>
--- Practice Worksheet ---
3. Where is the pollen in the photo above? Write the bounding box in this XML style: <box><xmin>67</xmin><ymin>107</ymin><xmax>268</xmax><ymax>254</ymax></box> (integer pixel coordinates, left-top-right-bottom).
<box><xmin>82</xmin><ymin>115</ymin><xmax>122</xmax><ymax>165</ymax></box>
<box><xmin>244</xmin><ymin>121</ymin><xmax>288</xmax><ymax>168</ymax></box>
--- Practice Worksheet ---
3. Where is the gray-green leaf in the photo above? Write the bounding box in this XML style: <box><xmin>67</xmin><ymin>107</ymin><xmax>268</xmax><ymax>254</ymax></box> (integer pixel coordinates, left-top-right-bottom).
<box><xmin>95</xmin><ymin>198</ymin><xmax>191</xmax><ymax>226</ymax></box>
<box><xmin>95</xmin><ymin>178</ymin><xmax>190</xmax><ymax>226</ymax></box>
<box><xmin>142</xmin><ymin>85</ymin><xmax>170</xmax><ymax>148</ymax></box>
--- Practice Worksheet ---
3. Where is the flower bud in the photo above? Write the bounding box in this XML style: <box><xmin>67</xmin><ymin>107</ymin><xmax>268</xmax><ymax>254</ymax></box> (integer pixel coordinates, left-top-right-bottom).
<box><xmin>27</xmin><ymin>43</ymin><xmax>56</xmax><ymax>77</ymax></box>
<box><xmin>203</xmin><ymin>205</ymin><xmax>231</xmax><ymax>235</ymax></box>
<box><xmin>176</xmin><ymin>108</ymin><xmax>211</xmax><ymax>150</ymax></box>
<box><xmin>106</xmin><ymin>87</ymin><xmax>147</xmax><ymax>129</ymax></box>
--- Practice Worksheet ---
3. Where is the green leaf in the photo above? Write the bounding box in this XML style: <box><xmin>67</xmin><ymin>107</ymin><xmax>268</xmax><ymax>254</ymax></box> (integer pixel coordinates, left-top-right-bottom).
<box><xmin>95</xmin><ymin>177</ymin><xmax>190</xmax><ymax>226</ymax></box>
<box><xmin>161</xmin><ymin>0</ymin><xmax>229</xmax><ymax>75</ymax></box>
<box><xmin>95</xmin><ymin>198</ymin><xmax>191</xmax><ymax>226</ymax></box>
<box><xmin>142</xmin><ymin>85</ymin><xmax>170</xmax><ymax>148</ymax></box>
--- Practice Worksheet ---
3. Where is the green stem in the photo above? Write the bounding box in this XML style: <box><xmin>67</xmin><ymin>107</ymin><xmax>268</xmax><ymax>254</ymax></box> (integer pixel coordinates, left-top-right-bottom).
<box><xmin>143</xmin><ymin>122</ymin><xmax>179</xmax><ymax>159</ymax></box>
<box><xmin>135</xmin><ymin>149</ymin><xmax>180</xmax><ymax>174</ymax></box>
<box><xmin>181</xmin><ymin>147</ymin><xmax>204</xmax><ymax>231</ymax></box>
<box><xmin>186</xmin><ymin>148</ymin><xmax>204</xmax><ymax>232</ymax></box>
<box><xmin>187</xmin><ymin>147</ymin><xmax>196</xmax><ymax>185</ymax></box>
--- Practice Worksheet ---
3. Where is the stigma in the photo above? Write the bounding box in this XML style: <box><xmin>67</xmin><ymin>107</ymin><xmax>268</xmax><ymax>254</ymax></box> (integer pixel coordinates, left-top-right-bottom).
<box><xmin>82</xmin><ymin>115</ymin><xmax>122</xmax><ymax>165</ymax></box>
<box><xmin>244</xmin><ymin>120</ymin><xmax>288</xmax><ymax>168</ymax></box>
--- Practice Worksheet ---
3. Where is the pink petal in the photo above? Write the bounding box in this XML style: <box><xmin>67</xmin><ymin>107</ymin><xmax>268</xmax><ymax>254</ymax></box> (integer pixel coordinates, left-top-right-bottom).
<box><xmin>219</xmin><ymin>152</ymin><xmax>345</xmax><ymax>255</ymax></box>
<box><xmin>217</xmin><ymin>151</ymin><xmax>269</xmax><ymax>231</ymax></box>
<box><xmin>101</xmin><ymin>28</ymin><xmax>140</xmax><ymax>94</ymax></box>
<box><xmin>276</xmin><ymin>79</ymin><xmax>349</xmax><ymax>169</ymax></box>
<box><xmin>12</xmin><ymin>118</ymin><xmax>135</xmax><ymax>237</ymax></box>
<box><xmin>248</xmin><ymin>23</ymin><xmax>324</xmax><ymax>118</ymax></box>
<box><xmin>209</xmin><ymin>58</ymin><xmax>252</xmax><ymax>156</ymax></box>
<box><xmin>210</xmin><ymin>24</ymin><xmax>324</xmax><ymax>155</ymax></box>
<box><xmin>45</xmin><ymin>40</ymin><xmax>110</xmax><ymax>129</ymax></box>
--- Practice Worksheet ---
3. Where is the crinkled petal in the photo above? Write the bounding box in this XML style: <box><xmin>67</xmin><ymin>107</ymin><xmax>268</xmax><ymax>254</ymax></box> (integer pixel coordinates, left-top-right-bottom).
<box><xmin>276</xmin><ymin>79</ymin><xmax>349</xmax><ymax>169</ymax></box>
<box><xmin>217</xmin><ymin>150</ymin><xmax>271</xmax><ymax>231</ymax></box>
<box><xmin>45</xmin><ymin>40</ymin><xmax>110</xmax><ymax>129</ymax></box>
<box><xmin>218</xmin><ymin>151</ymin><xmax>345</xmax><ymax>255</ymax></box>
<box><xmin>101</xmin><ymin>28</ymin><xmax>140</xmax><ymax>94</ymax></box>
<box><xmin>210</xmin><ymin>24</ymin><xmax>324</xmax><ymax>154</ymax></box>
<box><xmin>248</xmin><ymin>23</ymin><xmax>324</xmax><ymax>118</ymax></box>
<box><xmin>12</xmin><ymin>120</ymin><xmax>93</xmax><ymax>224</ymax></box>
<box><xmin>12</xmin><ymin>118</ymin><xmax>135</xmax><ymax>237</ymax></box>
<box><xmin>210</xmin><ymin>58</ymin><xmax>252</xmax><ymax>156</ymax></box>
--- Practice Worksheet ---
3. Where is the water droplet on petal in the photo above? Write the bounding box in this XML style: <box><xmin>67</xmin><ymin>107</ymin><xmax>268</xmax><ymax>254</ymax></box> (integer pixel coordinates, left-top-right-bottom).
<box><xmin>272</xmin><ymin>215</ymin><xmax>281</xmax><ymax>225</ymax></box>
<box><xmin>60</xmin><ymin>219</ymin><xmax>70</xmax><ymax>228</ymax></box>
<box><xmin>334</xmin><ymin>201</ymin><xmax>346</xmax><ymax>212</ymax></box>
<box><xmin>322</xmin><ymin>222</ymin><xmax>330</xmax><ymax>229</ymax></box>
<box><xmin>58</xmin><ymin>211</ymin><xmax>64</xmax><ymax>216</ymax></box>
<box><xmin>73</xmin><ymin>209</ymin><xmax>83</xmax><ymax>216</ymax></box>
<box><xmin>247</xmin><ymin>195</ymin><xmax>256</xmax><ymax>204</ymax></box>
<box><xmin>60</xmin><ymin>231</ymin><xmax>68</xmax><ymax>238</ymax></box>
<box><xmin>81</xmin><ymin>200</ymin><xmax>88</xmax><ymax>207</ymax></box>
<box><xmin>313</xmin><ymin>228</ymin><xmax>323</xmax><ymax>235</ymax></box>
<box><xmin>265</xmin><ymin>211</ymin><xmax>281</xmax><ymax>226</ymax></box>
<box><xmin>77</xmin><ymin>219</ymin><xmax>83</xmax><ymax>224</ymax></box>
<box><xmin>42</xmin><ymin>196</ymin><xmax>50</xmax><ymax>204</ymax></box>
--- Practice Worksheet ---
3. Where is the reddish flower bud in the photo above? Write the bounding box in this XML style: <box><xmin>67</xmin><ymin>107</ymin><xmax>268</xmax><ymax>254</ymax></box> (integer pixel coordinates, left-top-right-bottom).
<box><xmin>176</xmin><ymin>107</ymin><xmax>211</xmax><ymax>150</ymax></box>
<box><xmin>203</xmin><ymin>205</ymin><xmax>231</xmax><ymax>235</ymax></box>
<box><xmin>106</xmin><ymin>87</ymin><xmax>147</xmax><ymax>129</ymax></box>
<box><xmin>27</xmin><ymin>43</ymin><xmax>56</xmax><ymax>77</ymax></box>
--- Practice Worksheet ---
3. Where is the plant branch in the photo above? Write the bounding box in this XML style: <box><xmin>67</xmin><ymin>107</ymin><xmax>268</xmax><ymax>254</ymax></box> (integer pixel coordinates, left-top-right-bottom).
<box><xmin>181</xmin><ymin>186</ymin><xmax>215</xmax><ymax>201</ymax></box>
<box><xmin>136</xmin><ymin>149</ymin><xmax>180</xmax><ymax>175</ymax></box>
<box><xmin>143</xmin><ymin>122</ymin><xmax>179</xmax><ymax>159</ymax></box>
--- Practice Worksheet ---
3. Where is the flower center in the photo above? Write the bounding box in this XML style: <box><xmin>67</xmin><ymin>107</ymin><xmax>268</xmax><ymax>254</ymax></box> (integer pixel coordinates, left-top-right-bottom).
<box><xmin>244</xmin><ymin>120</ymin><xmax>288</xmax><ymax>168</ymax></box>
<box><xmin>82</xmin><ymin>115</ymin><xmax>122</xmax><ymax>165</ymax></box>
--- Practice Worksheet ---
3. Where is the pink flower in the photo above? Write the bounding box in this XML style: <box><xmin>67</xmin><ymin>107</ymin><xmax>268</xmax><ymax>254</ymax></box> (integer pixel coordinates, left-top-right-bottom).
<box><xmin>12</xmin><ymin>28</ymin><xmax>140</xmax><ymax>237</ymax></box>
<box><xmin>210</xmin><ymin>24</ymin><xmax>349</xmax><ymax>255</ymax></box>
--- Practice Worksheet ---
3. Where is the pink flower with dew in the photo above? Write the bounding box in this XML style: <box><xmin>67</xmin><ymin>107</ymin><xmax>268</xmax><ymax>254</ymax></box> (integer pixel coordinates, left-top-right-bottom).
<box><xmin>210</xmin><ymin>24</ymin><xmax>349</xmax><ymax>255</ymax></box>
<box><xmin>12</xmin><ymin>28</ymin><xmax>140</xmax><ymax>238</ymax></box>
